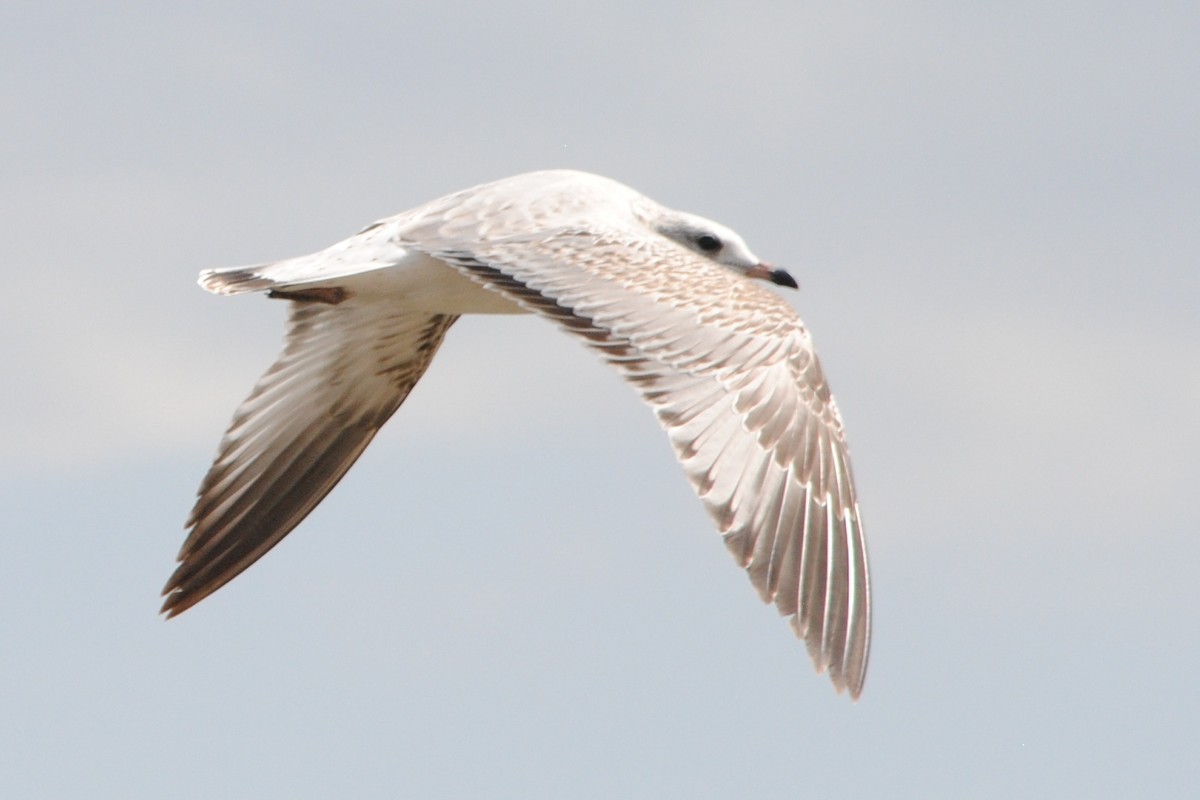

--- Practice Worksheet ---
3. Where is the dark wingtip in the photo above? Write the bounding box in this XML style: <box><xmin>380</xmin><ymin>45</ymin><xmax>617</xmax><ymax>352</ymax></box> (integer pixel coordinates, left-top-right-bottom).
<box><xmin>160</xmin><ymin>589</ymin><xmax>202</xmax><ymax>619</ymax></box>
<box><xmin>160</xmin><ymin>598</ymin><xmax>180</xmax><ymax>619</ymax></box>
<box><xmin>159</xmin><ymin>571</ymin><xmax>194</xmax><ymax>619</ymax></box>
<box><xmin>159</xmin><ymin>587</ymin><xmax>183</xmax><ymax>619</ymax></box>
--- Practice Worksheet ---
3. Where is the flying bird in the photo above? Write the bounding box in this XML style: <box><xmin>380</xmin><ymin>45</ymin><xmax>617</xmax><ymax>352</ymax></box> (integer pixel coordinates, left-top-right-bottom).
<box><xmin>163</xmin><ymin>170</ymin><xmax>871</xmax><ymax>698</ymax></box>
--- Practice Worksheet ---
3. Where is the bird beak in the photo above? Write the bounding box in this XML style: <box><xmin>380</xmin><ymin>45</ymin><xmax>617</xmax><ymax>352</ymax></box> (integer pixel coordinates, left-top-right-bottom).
<box><xmin>746</xmin><ymin>263</ymin><xmax>799</xmax><ymax>289</ymax></box>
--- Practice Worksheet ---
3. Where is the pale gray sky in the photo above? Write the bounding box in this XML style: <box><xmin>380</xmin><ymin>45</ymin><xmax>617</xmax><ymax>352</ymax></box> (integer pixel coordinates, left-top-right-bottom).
<box><xmin>3</xmin><ymin>2</ymin><xmax>1198</xmax><ymax>797</ymax></box>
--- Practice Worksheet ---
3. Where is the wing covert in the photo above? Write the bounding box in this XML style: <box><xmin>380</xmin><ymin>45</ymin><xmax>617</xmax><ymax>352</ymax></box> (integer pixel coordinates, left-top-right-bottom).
<box><xmin>423</xmin><ymin>231</ymin><xmax>871</xmax><ymax>697</ymax></box>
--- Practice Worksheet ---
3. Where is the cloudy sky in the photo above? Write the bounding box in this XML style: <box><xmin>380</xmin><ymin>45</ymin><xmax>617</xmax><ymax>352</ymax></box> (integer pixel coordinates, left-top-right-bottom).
<box><xmin>3</xmin><ymin>2</ymin><xmax>1197</xmax><ymax>797</ymax></box>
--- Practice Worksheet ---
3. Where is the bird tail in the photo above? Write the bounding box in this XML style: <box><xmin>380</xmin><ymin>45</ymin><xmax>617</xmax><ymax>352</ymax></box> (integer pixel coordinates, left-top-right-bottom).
<box><xmin>198</xmin><ymin>264</ymin><xmax>280</xmax><ymax>295</ymax></box>
<box><xmin>197</xmin><ymin>252</ymin><xmax>357</xmax><ymax>296</ymax></box>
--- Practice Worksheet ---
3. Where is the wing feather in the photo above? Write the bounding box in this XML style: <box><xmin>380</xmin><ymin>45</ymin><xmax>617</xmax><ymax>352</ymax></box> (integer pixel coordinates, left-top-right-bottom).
<box><xmin>161</xmin><ymin>300</ymin><xmax>457</xmax><ymax>617</ymax></box>
<box><xmin>424</xmin><ymin>232</ymin><xmax>871</xmax><ymax>697</ymax></box>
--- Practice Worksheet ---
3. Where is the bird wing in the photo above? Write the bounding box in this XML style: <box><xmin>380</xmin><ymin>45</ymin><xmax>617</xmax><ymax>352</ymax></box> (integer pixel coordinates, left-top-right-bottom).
<box><xmin>413</xmin><ymin>227</ymin><xmax>870</xmax><ymax>698</ymax></box>
<box><xmin>161</xmin><ymin>297</ymin><xmax>457</xmax><ymax>617</ymax></box>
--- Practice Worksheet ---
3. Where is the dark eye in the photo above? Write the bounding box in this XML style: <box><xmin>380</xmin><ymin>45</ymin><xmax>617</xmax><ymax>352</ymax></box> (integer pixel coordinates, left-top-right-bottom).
<box><xmin>695</xmin><ymin>234</ymin><xmax>722</xmax><ymax>253</ymax></box>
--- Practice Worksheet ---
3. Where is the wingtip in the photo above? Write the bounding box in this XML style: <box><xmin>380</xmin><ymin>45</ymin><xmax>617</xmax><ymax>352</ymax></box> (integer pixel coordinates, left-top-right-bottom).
<box><xmin>823</xmin><ymin>662</ymin><xmax>866</xmax><ymax>702</ymax></box>
<box><xmin>841</xmin><ymin>668</ymin><xmax>866</xmax><ymax>702</ymax></box>
<box><xmin>159</xmin><ymin>565</ymin><xmax>198</xmax><ymax>619</ymax></box>
<box><xmin>159</xmin><ymin>584</ymin><xmax>183</xmax><ymax>618</ymax></box>
<box><xmin>789</xmin><ymin>610</ymin><xmax>867</xmax><ymax>701</ymax></box>
<box><xmin>159</xmin><ymin>586</ymin><xmax>198</xmax><ymax>619</ymax></box>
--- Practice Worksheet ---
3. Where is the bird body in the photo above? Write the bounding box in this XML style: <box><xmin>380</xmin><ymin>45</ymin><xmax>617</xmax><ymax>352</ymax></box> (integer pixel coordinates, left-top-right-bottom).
<box><xmin>165</xmin><ymin>170</ymin><xmax>871</xmax><ymax>698</ymax></box>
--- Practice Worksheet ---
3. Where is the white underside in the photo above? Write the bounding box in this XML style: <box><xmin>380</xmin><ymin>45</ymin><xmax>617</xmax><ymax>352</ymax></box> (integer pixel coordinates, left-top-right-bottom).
<box><xmin>238</xmin><ymin>240</ymin><xmax>527</xmax><ymax>316</ymax></box>
<box><xmin>331</xmin><ymin>250</ymin><xmax>526</xmax><ymax>315</ymax></box>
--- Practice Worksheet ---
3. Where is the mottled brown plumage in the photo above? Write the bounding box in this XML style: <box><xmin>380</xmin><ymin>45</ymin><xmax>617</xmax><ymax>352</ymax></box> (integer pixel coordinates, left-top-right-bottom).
<box><xmin>166</xmin><ymin>170</ymin><xmax>870</xmax><ymax>698</ymax></box>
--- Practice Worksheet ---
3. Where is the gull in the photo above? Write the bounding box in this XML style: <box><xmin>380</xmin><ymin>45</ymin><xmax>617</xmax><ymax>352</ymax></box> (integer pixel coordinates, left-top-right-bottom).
<box><xmin>163</xmin><ymin>170</ymin><xmax>871</xmax><ymax>698</ymax></box>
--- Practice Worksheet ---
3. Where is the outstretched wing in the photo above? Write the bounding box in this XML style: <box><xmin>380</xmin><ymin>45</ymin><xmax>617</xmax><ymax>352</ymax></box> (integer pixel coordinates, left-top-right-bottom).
<box><xmin>162</xmin><ymin>297</ymin><xmax>457</xmax><ymax>617</ymax></box>
<box><xmin>425</xmin><ymin>230</ymin><xmax>870</xmax><ymax>697</ymax></box>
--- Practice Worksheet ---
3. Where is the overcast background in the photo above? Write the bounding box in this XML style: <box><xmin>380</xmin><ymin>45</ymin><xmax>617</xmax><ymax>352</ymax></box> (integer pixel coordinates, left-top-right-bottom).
<box><xmin>3</xmin><ymin>2</ymin><xmax>1197</xmax><ymax>797</ymax></box>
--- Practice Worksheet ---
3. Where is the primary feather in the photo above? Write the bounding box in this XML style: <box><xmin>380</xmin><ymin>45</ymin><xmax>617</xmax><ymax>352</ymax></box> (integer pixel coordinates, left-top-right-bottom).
<box><xmin>165</xmin><ymin>170</ymin><xmax>871</xmax><ymax>698</ymax></box>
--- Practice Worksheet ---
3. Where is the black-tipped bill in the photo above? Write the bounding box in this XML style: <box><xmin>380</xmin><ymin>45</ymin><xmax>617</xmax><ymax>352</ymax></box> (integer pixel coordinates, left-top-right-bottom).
<box><xmin>747</xmin><ymin>263</ymin><xmax>799</xmax><ymax>289</ymax></box>
<box><xmin>768</xmin><ymin>268</ymin><xmax>798</xmax><ymax>289</ymax></box>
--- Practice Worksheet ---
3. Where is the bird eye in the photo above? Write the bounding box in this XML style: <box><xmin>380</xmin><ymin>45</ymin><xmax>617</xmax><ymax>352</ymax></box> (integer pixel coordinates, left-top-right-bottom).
<box><xmin>695</xmin><ymin>234</ymin><xmax>722</xmax><ymax>253</ymax></box>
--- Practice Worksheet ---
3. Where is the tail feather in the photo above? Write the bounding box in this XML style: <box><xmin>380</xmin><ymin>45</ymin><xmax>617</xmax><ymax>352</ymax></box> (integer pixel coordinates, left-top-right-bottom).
<box><xmin>198</xmin><ymin>265</ymin><xmax>278</xmax><ymax>295</ymax></box>
<box><xmin>198</xmin><ymin>220</ymin><xmax>412</xmax><ymax>296</ymax></box>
